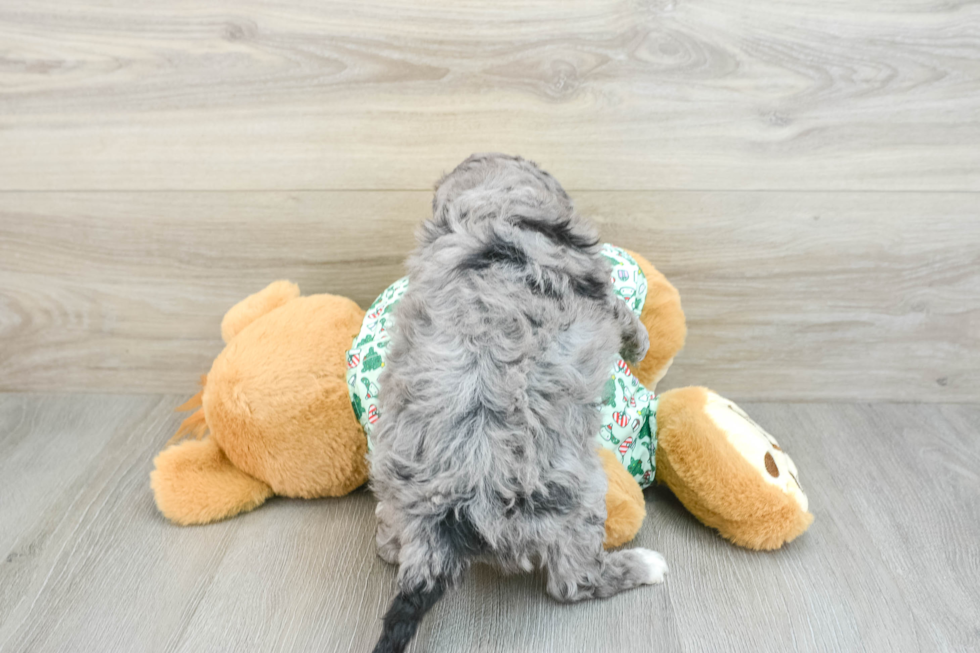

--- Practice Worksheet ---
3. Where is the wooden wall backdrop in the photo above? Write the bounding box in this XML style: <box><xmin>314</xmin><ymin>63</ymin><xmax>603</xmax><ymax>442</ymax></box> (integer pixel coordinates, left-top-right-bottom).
<box><xmin>1</xmin><ymin>0</ymin><xmax>978</xmax><ymax>400</ymax></box>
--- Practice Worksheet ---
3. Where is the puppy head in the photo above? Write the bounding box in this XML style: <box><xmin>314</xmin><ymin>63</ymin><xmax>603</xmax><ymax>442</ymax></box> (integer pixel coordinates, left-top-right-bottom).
<box><xmin>425</xmin><ymin>153</ymin><xmax>592</xmax><ymax>251</ymax></box>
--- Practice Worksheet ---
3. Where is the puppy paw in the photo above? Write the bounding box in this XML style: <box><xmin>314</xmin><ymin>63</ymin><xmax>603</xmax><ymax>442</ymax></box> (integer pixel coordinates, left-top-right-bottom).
<box><xmin>375</xmin><ymin>502</ymin><xmax>401</xmax><ymax>565</ymax></box>
<box><xmin>632</xmin><ymin>548</ymin><xmax>668</xmax><ymax>585</ymax></box>
<box><xmin>619</xmin><ymin>321</ymin><xmax>650</xmax><ymax>363</ymax></box>
<box><xmin>624</xmin><ymin>330</ymin><xmax>650</xmax><ymax>363</ymax></box>
<box><xmin>376</xmin><ymin>541</ymin><xmax>400</xmax><ymax>565</ymax></box>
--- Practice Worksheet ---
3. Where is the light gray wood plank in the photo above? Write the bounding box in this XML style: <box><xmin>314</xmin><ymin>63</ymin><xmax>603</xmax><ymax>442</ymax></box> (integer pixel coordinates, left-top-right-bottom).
<box><xmin>2</xmin><ymin>191</ymin><xmax>977</xmax><ymax>400</ymax></box>
<box><xmin>0</xmin><ymin>0</ymin><xmax>978</xmax><ymax>191</ymax></box>
<box><xmin>659</xmin><ymin>402</ymin><xmax>980</xmax><ymax>653</ymax></box>
<box><xmin>0</xmin><ymin>394</ymin><xmax>161</xmax><ymax>620</ymax></box>
<box><xmin>0</xmin><ymin>394</ymin><xmax>242</xmax><ymax>653</ymax></box>
<box><xmin>1</xmin><ymin>395</ymin><xmax>978</xmax><ymax>652</ymax></box>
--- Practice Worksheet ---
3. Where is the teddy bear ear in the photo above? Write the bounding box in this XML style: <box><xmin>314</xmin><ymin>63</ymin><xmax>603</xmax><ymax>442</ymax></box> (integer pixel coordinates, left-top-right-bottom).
<box><xmin>220</xmin><ymin>280</ymin><xmax>301</xmax><ymax>343</ymax></box>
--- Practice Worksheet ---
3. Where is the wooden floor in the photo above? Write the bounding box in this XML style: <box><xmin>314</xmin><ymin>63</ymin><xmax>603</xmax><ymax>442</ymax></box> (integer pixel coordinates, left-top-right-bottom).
<box><xmin>0</xmin><ymin>393</ymin><xmax>977</xmax><ymax>653</ymax></box>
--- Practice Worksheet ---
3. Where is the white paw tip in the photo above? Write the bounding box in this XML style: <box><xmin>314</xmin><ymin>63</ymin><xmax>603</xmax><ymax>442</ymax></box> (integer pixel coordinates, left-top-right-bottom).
<box><xmin>636</xmin><ymin>548</ymin><xmax>668</xmax><ymax>584</ymax></box>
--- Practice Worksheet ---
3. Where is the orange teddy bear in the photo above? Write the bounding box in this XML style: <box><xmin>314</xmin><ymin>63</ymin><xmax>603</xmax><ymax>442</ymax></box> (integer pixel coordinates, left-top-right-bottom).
<box><xmin>151</xmin><ymin>248</ymin><xmax>812</xmax><ymax>550</ymax></box>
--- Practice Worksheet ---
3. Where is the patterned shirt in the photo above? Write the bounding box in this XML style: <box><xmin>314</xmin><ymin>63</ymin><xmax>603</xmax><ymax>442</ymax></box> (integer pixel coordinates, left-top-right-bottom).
<box><xmin>346</xmin><ymin>244</ymin><xmax>659</xmax><ymax>487</ymax></box>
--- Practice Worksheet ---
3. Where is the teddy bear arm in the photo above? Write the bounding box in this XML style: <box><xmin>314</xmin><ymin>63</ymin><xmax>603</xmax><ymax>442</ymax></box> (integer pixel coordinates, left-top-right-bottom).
<box><xmin>623</xmin><ymin>250</ymin><xmax>686</xmax><ymax>391</ymax></box>
<box><xmin>150</xmin><ymin>436</ymin><xmax>274</xmax><ymax>525</ymax></box>
<box><xmin>220</xmin><ymin>280</ymin><xmax>301</xmax><ymax>343</ymax></box>
<box><xmin>599</xmin><ymin>448</ymin><xmax>646</xmax><ymax>549</ymax></box>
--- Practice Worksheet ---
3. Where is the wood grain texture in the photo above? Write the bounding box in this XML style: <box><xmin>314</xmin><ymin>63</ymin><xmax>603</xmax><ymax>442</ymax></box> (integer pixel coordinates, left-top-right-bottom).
<box><xmin>2</xmin><ymin>191</ymin><xmax>977</xmax><ymax>400</ymax></box>
<box><xmin>1</xmin><ymin>0</ymin><xmax>979</xmax><ymax>191</ymax></box>
<box><xmin>0</xmin><ymin>395</ymin><xmax>977</xmax><ymax>652</ymax></box>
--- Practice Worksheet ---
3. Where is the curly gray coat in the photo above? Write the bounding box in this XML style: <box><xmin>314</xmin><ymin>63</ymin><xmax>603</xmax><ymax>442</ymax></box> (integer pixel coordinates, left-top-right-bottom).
<box><xmin>369</xmin><ymin>154</ymin><xmax>667</xmax><ymax>653</ymax></box>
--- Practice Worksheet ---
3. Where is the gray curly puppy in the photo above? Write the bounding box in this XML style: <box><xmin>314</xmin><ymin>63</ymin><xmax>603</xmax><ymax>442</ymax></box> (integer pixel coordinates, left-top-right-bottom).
<box><xmin>370</xmin><ymin>153</ymin><xmax>667</xmax><ymax>653</ymax></box>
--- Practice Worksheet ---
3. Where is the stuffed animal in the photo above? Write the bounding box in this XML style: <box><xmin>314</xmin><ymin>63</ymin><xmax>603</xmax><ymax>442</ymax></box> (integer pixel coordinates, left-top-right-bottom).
<box><xmin>151</xmin><ymin>246</ymin><xmax>812</xmax><ymax>550</ymax></box>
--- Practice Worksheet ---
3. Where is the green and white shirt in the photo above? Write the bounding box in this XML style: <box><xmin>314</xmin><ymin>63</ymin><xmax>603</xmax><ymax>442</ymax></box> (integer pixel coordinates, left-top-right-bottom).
<box><xmin>346</xmin><ymin>244</ymin><xmax>659</xmax><ymax>488</ymax></box>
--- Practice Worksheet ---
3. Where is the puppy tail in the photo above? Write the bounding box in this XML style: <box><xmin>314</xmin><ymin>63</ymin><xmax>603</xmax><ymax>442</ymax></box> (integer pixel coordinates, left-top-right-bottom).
<box><xmin>372</xmin><ymin>578</ymin><xmax>448</xmax><ymax>653</ymax></box>
<box><xmin>373</xmin><ymin>509</ymin><xmax>484</xmax><ymax>653</ymax></box>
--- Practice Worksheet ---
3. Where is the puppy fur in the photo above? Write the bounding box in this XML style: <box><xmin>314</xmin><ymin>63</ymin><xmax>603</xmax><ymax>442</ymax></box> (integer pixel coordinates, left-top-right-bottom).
<box><xmin>370</xmin><ymin>154</ymin><xmax>667</xmax><ymax>653</ymax></box>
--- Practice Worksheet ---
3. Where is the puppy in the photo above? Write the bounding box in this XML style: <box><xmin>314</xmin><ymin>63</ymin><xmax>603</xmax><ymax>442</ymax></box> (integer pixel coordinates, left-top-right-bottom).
<box><xmin>370</xmin><ymin>154</ymin><xmax>667</xmax><ymax>653</ymax></box>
